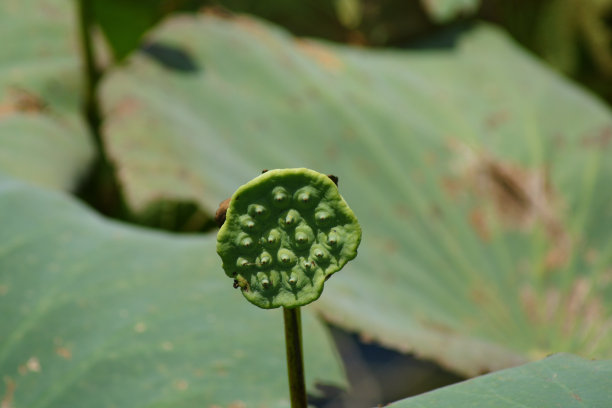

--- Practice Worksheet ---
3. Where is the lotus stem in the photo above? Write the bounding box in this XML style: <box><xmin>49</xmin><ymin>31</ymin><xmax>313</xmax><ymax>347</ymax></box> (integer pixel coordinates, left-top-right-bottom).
<box><xmin>283</xmin><ymin>307</ymin><xmax>307</xmax><ymax>408</ymax></box>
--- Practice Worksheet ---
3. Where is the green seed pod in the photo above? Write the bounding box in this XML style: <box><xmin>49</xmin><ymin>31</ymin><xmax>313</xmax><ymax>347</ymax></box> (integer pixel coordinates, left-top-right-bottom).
<box><xmin>217</xmin><ymin>168</ymin><xmax>361</xmax><ymax>309</ymax></box>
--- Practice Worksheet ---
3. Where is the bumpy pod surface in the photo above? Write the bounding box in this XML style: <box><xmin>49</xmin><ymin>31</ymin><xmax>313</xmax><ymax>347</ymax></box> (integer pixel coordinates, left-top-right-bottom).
<box><xmin>216</xmin><ymin>168</ymin><xmax>361</xmax><ymax>309</ymax></box>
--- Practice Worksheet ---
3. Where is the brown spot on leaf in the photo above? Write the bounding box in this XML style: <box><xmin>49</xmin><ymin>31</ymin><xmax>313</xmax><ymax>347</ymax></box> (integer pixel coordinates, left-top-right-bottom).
<box><xmin>552</xmin><ymin>133</ymin><xmax>566</xmax><ymax>148</ymax></box>
<box><xmin>232</xmin><ymin>15</ymin><xmax>277</xmax><ymax>42</ymax></box>
<box><xmin>112</xmin><ymin>97</ymin><xmax>140</xmax><ymax>118</ymax></box>
<box><xmin>134</xmin><ymin>322</ymin><xmax>147</xmax><ymax>333</ymax></box>
<box><xmin>544</xmin><ymin>245</ymin><xmax>570</xmax><ymax>271</ymax></box>
<box><xmin>442</xmin><ymin>177</ymin><xmax>462</xmax><ymax>199</ymax></box>
<box><xmin>452</xmin><ymin>145</ymin><xmax>570</xmax><ymax>270</ymax></box>
<box><xmin>26</xmin><ymin>357</ymin><xmax>41</xmax><ymax>373</ymax></box>
<box><xmin>544</xmin><ymin>288</ymin><xmax>561</xmax><ymax>322</ymax></box>
<box><xmin>470</xmin><ymin>286</ymin><xmax>492</xmax><ymax>305</ymax></box>
<box><xmin>430</xmin><ymin>204</ymin><xmax>443</xmax><ymax>219</ymax></box>
<box><xmin>572</xmin><ymin>393</ymin><xmax>582</xmax><ymax>401</ymax></box>
<box><xmin>172</xmin><ymin>379</ymin><xmax>189</xmax><ymax>391</ymax></box>
<box><xmin>394</xmin><ymin>203</ymin><xmax>411</xmax><ymax>219</ymax></box>
<box><xmin>213</xmin><ymin>361</ymin><xmax>229</xmax><ymax>377</ymax></box>
<box><xmin>0</xmin><ymin>285</ymin><xmax>7</xmax><ymax>296</ymax></box>
<box><xmin>1</xmin><ymin>377</ymin><xmax>15</xmax><ymax>408</ymax></box>
<box><xmin>469</xmin><ymin>209</ymin><xmax>490</xmax><ymax>241</ymax></box>
<box><xmin>200</xmin><ymin>5</ymin><xmax>234</xmax><ymax>19</ymax></box>
<box><xmin>581</xmin><ymin>125</ymin><xmax>612</xmax><ymax>149</ymax></box>
<box><xmin>563</xmin><ymin>278</ymin><xmax>592</xmax><ymax>336</ymax></box>
<box><xmin>383</xmin><ymin>239</ymin><xmax>398</xmax><ymax>254</ymax></box>
<box><xmin>519</xmin><ymin>285</ymin><xmax>539</xmax><ymax>324</ymax></box>
<box><xmin>485</xmin><ymin>110</ymin><xmax>510</xmax><ymax>130</ymax></box>
<box><xmin>55</xmin><ymin>347</ymin><xmax>72</xmax><ymax>360</ymax></box>
<box><xmin>523</xmin><ymin>279</ymin><xmax>610</xmax><ymax>348</ymax></box>
<box><xmin>584</xmin><ymin>249</ymin><xmax>598</xmax><ymax>265</ymax></box>
<box><xmin>296</xmin><ymin>40</ymin><xmax>343</xmax><ymax>72</ymax></box>
<box><xmin>0</xmin><ymin>88</ymin><xmax>46</xmax><ymax>118</ymax></box>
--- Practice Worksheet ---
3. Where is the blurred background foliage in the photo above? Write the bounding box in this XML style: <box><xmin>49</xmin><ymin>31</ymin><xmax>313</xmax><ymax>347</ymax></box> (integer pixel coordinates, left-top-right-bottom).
<box><xmin>2</xmin><ymin>0</ymin><xmax>612</xmax><ymax>406</ymax></box>
<box><xmin>93</xmin><ymin>0</ymin><xmax>612</xmax><ymax>105</ymax></box>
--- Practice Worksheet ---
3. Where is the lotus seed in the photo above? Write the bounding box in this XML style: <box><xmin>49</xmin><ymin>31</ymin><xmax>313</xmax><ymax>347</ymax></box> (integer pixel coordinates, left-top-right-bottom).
<box><xmin>240</xmin><ymin>217</ymin><xmax>255</xmax><ymax>230</ymax></box>
<box><xmin>266</xmin><ymin>229</ymin><xmax>281</xmax><ymax>246</ymax></box>
<box><xmin>261</xmin><ymin>278</ymin><xmax>270</xmax><ymax>288</ymax></box>
<box><xmin>241</xmin><ymin>237</ymin><xmax>253</xmax><ymax>248</ymax></box>
<box><xmin>271</xmin><ymin>187</ymin><xmax>290</xmax><ymax>208</ymax></box>
<box><xmin>249</xmin><ymin>204</ymin><xmax>268</xmax><ymax>218</ymax></box>
<box><xmin>259</xmin><ymin>252</ymin><xmax>271</xmax><ymax>266</ymax></box>
<box><xmin>288</xmin><ymin>276</ymin><xmax>297</xmax><ymax>285</ymax></box>
<box><xmin>282</xmin><ymin>209</ymin><xmax>301</xmax><ymax>227</ymax></box>
<box><xmin>296</xmin><ymin>231</ymin><xmax>308</xmax><ymax>244</ymax></box>
<box><xmin>294</xmin><ymin>186</ymin><xmax>318</xmax><ymax>209</ymax></box>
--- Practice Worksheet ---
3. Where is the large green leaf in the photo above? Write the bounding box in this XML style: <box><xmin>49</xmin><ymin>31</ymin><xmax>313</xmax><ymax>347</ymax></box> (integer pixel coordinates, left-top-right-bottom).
<box><xmin>100</xmin><ymin>15</ymin><xmax>612</xmax><ymax>377</ymax></box>
<box><xmin>0</xmin><ymin>0</ymin><xmax>94</xmax><ymax>191</ymax></box>
<box><xmin>0</xmin><ymin>175</ymin><xmax>345</xmax><ymax>407</ymax></box>
<box><xmin>388</xmin><ymin>354</ymin><xmax>612</xmax><ymax>407</ymax></box>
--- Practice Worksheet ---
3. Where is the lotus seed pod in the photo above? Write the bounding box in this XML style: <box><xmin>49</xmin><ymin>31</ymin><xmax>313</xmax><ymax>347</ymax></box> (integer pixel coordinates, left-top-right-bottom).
<box><xmin>216</xmin><ymin>168</ymin><xmax>361</xmax><ymax>309</ymax></box>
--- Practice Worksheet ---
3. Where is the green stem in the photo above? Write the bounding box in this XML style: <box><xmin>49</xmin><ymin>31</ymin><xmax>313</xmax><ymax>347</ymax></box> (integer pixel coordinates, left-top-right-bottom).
<box><xmin>75</xmin><ymin>0</ymin><xmax>126</xmax><ymax>217</ymax></box>
<box><xmin>77</xmin><ymin>0</ymin><xmax>102</xmax><ymax>144</ymax></box>
<box><xmin>283</xmin><ymin>307</ymin><xmax>307</xmax><ymax>408</ymax></box>
<box><xmin>77</xmin><ymin>0</ymin><xmax>103</xmax><ymax>129</ymax></box>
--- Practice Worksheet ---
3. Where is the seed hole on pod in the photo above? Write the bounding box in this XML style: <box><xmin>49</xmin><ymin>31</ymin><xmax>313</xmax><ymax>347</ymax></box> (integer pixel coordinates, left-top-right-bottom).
<box><xmin>259</xmin><ymin>252</ymin><xmax>272</xmax><ymax>267</ymax></box>
<box><xmin>295</xmin><ymin>232</ymin><xmax>308</xmax><ymax>244</ymax></box>
<box><xmin>293</xmin><ymin>225</ymin><xmax>314</xmax><ymax>249</ymax></box>
<box><xmin>278</xmin><ymin>248</ymin><xmax>295</xmax><ymax>265</ymax></box>
<box><xmin>241</xmin><ymin>237</ymin><xmax>253</xmax><ymax>248</ymax></box>
<box><xmin>240</xmin><ymin>215</ymin><xmax>256</xmax><ymax>230</ymax></box>
<box><xmin>280</xmin><ymin>209</ymin><xmax>300</xmax><ymax>228</ymax></box>
<box><xmin>248</xmin><ymin>203</ymin><xmax>268</xmax><ymax>219</ymax></box>
<box><xmin>298</xmin><ymin>192</ymin><xmax>310</xmax><ymax>203</ymax></box>
<box><xmin>311</xmin><ymin>244</ymin><xmax>330</xmax><ymax>263</ymax></box>
<box><xmin>265</xmin><ymin>229</ymin><xmax>281</xmax><ymax>246</ymax></box>
<box><xmin>294</xmin><ymin>186</ymin><xmax>318</xmax><ymax>209</ymax></box>
<box><xmin>315</xmin><ymin>203</ymin><xmax>334</xmax><ymax>226</ymax></box>
<box><xmin>271</xmin><ymin>186</ymin><xmax>290</xmax><ymax>208</ymax></box>
<box><xmin>236</xmin><ymin>257</ymin><xmax>250</xmax><ymax>268</ymax></box>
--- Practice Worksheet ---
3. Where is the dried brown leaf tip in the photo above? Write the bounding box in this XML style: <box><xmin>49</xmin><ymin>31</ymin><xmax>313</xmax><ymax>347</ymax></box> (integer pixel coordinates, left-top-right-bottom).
<box><xmin>215</xmin><ymin>197</ymin><xmax>231</xmax><ymax>228</ymax></box>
